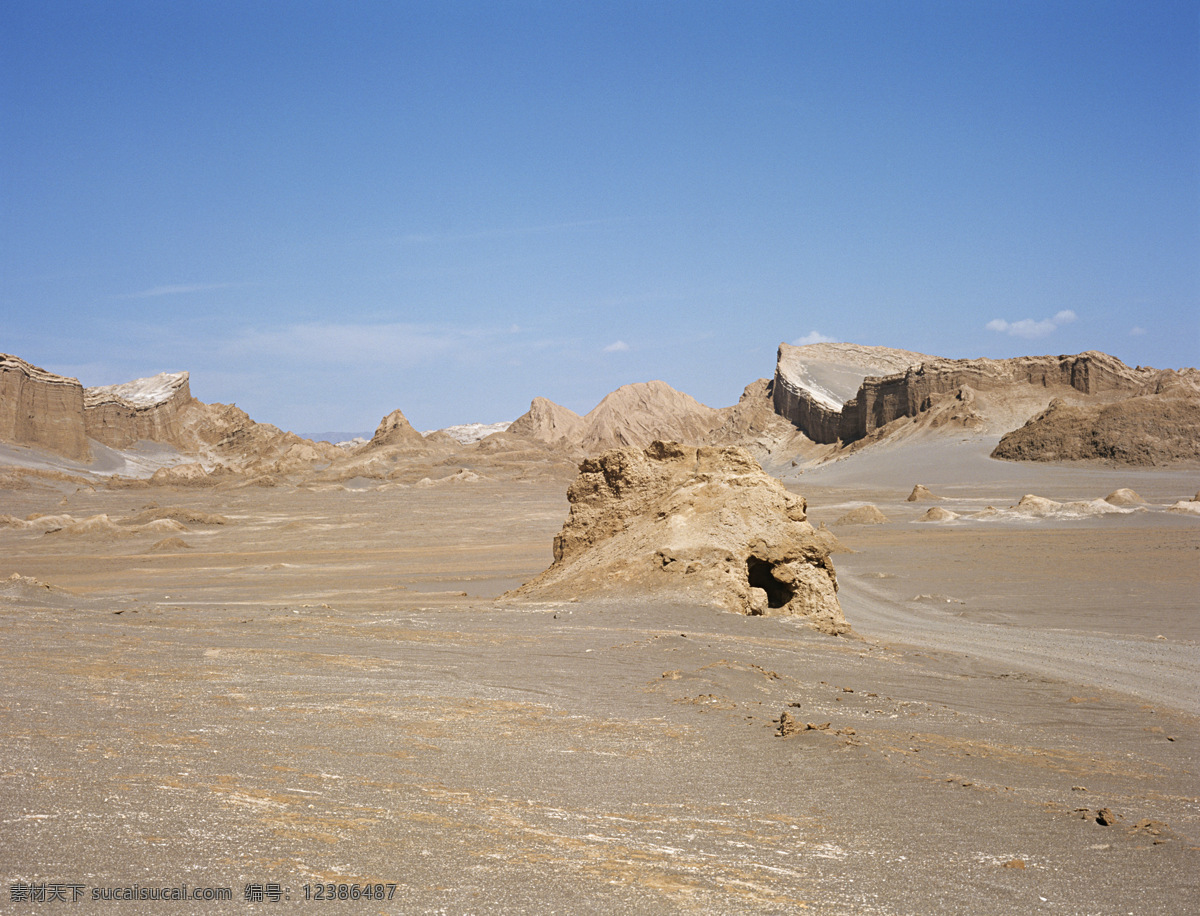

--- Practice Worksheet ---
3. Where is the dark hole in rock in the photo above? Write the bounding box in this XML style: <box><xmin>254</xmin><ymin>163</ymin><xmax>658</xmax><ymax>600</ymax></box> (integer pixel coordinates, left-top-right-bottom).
<box><xmin>747</xmin><ymin>557</ymin><xmax>793</xmax><ymax>609</ymax></box>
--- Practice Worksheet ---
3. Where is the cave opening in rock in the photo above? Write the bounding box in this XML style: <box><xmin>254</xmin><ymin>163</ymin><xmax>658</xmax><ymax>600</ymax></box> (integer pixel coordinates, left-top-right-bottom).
<box><xmin>747</xmin><ymin>557</ymin><xmax>793</xmax><ymax>609</ymax></box>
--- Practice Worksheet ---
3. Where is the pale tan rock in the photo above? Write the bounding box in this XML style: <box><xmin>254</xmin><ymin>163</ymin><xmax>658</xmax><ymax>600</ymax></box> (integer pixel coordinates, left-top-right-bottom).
<box><xmin>1104</xmin><ymin>488</ymin><xmax>1146</xmax><ymax>507</ymax></box>
<box><xmin>368</xmin><ymin>408</ymin><xmax>427</xmax><ymax>449</ymax></box>
<box><xmin>993</xmin><ymin>380</ymin><xmax>1200</xmax><ymax>466</ymax></box>
<box><xmin>148</xmin><ymin>536</ymin><xmax>192</xmax><ymax>552</ymax></box>
<box><xmin>506</xmin><ymin>397</ymin><xmax>585</xmax><ymax>447</ymax></box>
<box><xmin>706</xmin><ymin>379</ymin><xmax>819</xmax><ymax>465</ymax></box>
<box><xmin>917</xmin><ymin>507</ymin><xmax>959</xmax><ymax>522</ymax></box>
<box><xmin>578</xmin><ymin>381</ymin><xmax>724</xmax><ymax>453</ymax></box>
<box><xmin>507</xmin><ymin>440</ymin><xmax>848</xmax><ymax>635</ymax></box>
<box><xmin>150</xmin><ymin>463</ymin><xmax>209</xmax><ymax>485</ymax></box>
<box><xmin>907</xmin><ymin>484</ymin><xmax>939</xmax><ymax>502</ymax></box>
<box><xmin>834</xmin><ymin>505</ymin><xmax>888</xmax><ymax>525</ymax></box>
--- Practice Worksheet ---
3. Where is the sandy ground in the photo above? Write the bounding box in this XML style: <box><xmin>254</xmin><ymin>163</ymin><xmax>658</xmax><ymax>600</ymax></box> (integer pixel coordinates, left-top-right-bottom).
<box><xmin>1</xmin><ymin>453</ymin><xmax>1198</xmax><ymax>914</ymax></box>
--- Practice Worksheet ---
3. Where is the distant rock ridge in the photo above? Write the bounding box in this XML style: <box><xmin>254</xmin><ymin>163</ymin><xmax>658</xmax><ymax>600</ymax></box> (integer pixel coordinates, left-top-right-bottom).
<box><xmin>992</xmin><ymin>370</ymin><xmax>1200</xmax><ymax>465</ymax></box>
<box><xmin>773</xmin><ymin>344</ymin><xmax>1165</xmax><ymax>446</ymax></box>
<box><xmin>0</xmin><ymin>354</ymin><xmax>91</xmax><ymax>461</ymax></box>
<box><xmin>0</xmin><ymin>353</ymin><xmax>341</xmax><ymax>475</ymax></box>
<box><xmin>507</xmin><ymin>380</ymin><xmax>726</xmax><ymax>454</ymax></box>
<box><xmin>425</xmin><ymin>422</ymin><xmax>512</xmax><ymax>445</ymax></box>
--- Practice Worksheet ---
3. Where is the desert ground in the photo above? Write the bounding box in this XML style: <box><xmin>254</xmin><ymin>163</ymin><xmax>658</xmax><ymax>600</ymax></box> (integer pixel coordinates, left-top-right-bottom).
<box><xmin>1</xmin><ymin>445</ymin><xmax>1198</xmax><ymax>915</ymax></box>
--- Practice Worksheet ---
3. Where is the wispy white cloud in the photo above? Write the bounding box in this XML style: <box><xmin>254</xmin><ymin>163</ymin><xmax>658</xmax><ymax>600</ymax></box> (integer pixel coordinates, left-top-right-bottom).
<box><xmin>986</xmin><ymin>309</ymin><xmax>1077</xmax><ymax>339</ymax></box>
<box><xmin>603</xmin><ymin>340</ymin><xmax>630</xmax><ymax>353</ymax></box>
<box><xmin>116</xmin><ymin>282</ymin><xmax>242</xmax><ymax>299</ymax></box>
<box><xmin>1129</xmin><ymin>326</ymin><xmax>1147</xmax><ymax>336</ymax></box>
<box><xmin>792</xmin><ymin>330</ymin><xmax>837</xmax><ymax>346</ymax></box>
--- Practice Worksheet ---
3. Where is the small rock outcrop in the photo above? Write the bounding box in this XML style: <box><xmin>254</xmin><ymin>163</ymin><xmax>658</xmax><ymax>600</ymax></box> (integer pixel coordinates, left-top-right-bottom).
<box><xmin>907</xmin><ymin>484</ymin><xmax>938</xmax><ymax>502</ymax></box>
<box><xmin>917</xmin><ymin>507</ymin><xmax>959</xmax><ymax>522</ymax></box>
<box><xmin>506</xmin><ymin>441</ymin><xmax>848</xmax><ymax>635</ymax></box>
<box><xmin>1104</xmin><ymin>488</ymin><xmax>1146</xmax><ymax>507</ymax></box>
<box><xmin>834</xmin><ymin>505</ymin><xmax>889</xmax><ymax>525</ymax></box>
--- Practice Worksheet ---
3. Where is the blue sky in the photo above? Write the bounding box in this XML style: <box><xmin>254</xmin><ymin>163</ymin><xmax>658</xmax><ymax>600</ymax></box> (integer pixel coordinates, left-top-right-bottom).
<box><xmin>3</xmin><ymin>1</ymin><xmax>1197</xmax><ymax>433</ymax></box>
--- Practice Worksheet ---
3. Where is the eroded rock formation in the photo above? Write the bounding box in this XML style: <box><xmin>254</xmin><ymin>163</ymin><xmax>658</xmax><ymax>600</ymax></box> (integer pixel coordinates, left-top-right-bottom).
<box><xmin>507</xmin><ymin>440</ymin><xmax>849</xmax><ymax>634</ymax></box>
<box><xmin>83</xmin><ymin>372</ymin><xmax>194</xmax><ymax>448</ymax></box>
<box><xmin>1</xmin><ymin>356</ymin><xmax>344</xmax><ymax>475</ymax></box>
<box><xmin>991</xmin><ymin>373</ymin><xmax>1200</xmax><ymax>466</ymax></box>
<box><xmin>367</xmin><ymin>408</ymin><xmax>427</xmax><ymax>450</ymax></box>
<box><xmin>772</xmin><ymin>343</ymin><xmax>1181</xmax><ymax>451</ymax></box>
<box><xmin>507</xmin><ymin>381</ymin><xmax>727</xmax><ymax>454</ymax></box>
<box><xmin>0</xmin><ymin>355</ymin><xmax>90</xmax><ymax>461</ymax></box>
<box><xmin>773</xmin><ymin>342</ymin><xmax>932</xmax><ymax>444</ymax></box>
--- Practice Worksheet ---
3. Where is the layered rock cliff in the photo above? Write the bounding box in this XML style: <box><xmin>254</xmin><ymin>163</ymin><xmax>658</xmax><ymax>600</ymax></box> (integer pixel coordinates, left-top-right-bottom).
<box><xmin>840</xmin><ymin>351</ymin><xmax>1153</xmax><ymax>442</ymax></box>
<box><xmin>83</xmin><ymin>372</ymin><xmax>195</xmax><ymax>448</ymax></box>
<box><xmin>772</xmin><ymin>343</ymin><xmax>933</xmax><ymax>444</ymax></box>
<box><xmin>773</xmin><ymin>344</ymin><xmax>1161</xmax><ymax>446</ymax></box>
<box><xmin>0</xmin><ymin>355</ymin><xmax>91</xmax><ymax>461</ymax></box>
<box><xmin>0</xmin><ymin>355</ymin><xmax>341</xmax><ymax>474</ymax></box>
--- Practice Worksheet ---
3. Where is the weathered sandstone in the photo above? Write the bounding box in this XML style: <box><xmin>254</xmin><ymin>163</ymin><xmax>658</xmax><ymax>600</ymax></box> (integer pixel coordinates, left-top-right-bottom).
<box><xmin>507</xmin><ymin>440</ymin><xmax>848</xmax><ymax>635</ymax></box>
<box><xmin>0</xmin><ymin>355</ymin><xmax>90</xmax><ymax>461</ymax></box>
<box><xmin>83</xmin><ymin>372</ymin><xmax>194</xmax><ymax>449</ymax></box>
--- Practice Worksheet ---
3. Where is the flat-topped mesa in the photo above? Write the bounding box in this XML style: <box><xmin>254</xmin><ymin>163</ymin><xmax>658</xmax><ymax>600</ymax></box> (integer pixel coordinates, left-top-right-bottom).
<box><xmin>772</xmin><ymin>342</ymin><xmax>933</xmax><ymax>444</ymax></box>
<box><xmin>841</xmin><ymin>351</ymin><xmax>1154</xmax><ymax>442</ymax></box>
<box><xmin>774</xmin><ymin>344</ymin><xmax>1159</xmax><ymax>445</ymax></box>
<box><xmin>0</xmin><ymin>354</ymin><xmax>91</xmax><ymax>460</ymax></box>
<box><xmin>83</xmin><ymin>372</ymin><xmax>194</xmax><ymax>449</ymax></box>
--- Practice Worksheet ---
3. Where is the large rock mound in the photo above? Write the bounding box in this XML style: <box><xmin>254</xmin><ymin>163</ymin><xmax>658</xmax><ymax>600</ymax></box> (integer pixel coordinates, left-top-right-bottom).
<box><xmin>507</xmin><ymin>381</ymin><xmax>726</xmax><ymax>454</ymax></box>
<box><xmin>507</xmin><ymin>441</ymin><xmax>849</xmax><ymax>635</ymax></box>
<box><xmin>991</xmin><ymin>376</ymin><xmax>1200</xmax><ymax>466</ymax></box>
<box><xmin>506</xmin><ymin>397</ymin><xmax>586</xmax><ymax>447</ymax></box>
